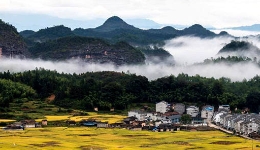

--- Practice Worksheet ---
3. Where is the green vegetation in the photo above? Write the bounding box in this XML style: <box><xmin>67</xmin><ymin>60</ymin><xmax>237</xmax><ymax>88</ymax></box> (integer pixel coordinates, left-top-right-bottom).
<box><xmin>27</xmin><ymin>25</ymin><xmax>74</xmax><ymax>42</ymax></box>
<box><xmin>28</xmin><ymin>36</ymin><xmax>145</xmax><ymax>65</ymax></box>
<box><xmin>219</xmin><ymin>40</ymin><xmax>260</xmax><ymax>53</ymax></box>
<box><xmin>0</xmin><ymin>78</ymin><xmax>36</xmax><ymax>109</ymax></box>
<box><xmin>0</xmin><ymin>19</ymin><xmax>18</xmax><ymax>33</ymax></box>
<box><xmin>139</xmin><ymin>46</ymin><xmax>174</xmax><ymax>63</ymax></box>
<box><xmin>203</xmin><ymin>56</ymin><xmax>254</xmax><ymax>64</ymax></box>
<box><xmin>1</xmin><ymin>69</ymin><xmax>260</xmax><ymax>113</ymax></box>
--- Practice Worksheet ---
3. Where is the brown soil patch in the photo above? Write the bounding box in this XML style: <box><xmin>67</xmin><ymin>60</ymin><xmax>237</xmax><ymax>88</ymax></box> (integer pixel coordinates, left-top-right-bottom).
<box><xmin>80</xmin><ymin>145</ymin><xmax>106</xmax><ymax>150</ymax></box>
<box><xmin>46</xmin><ymin>94</ymin><xmax>55</xmax><ymax>103</ymax></box>
<box><xmin>122</xmin><ymin>134</ymin><xmax>148</xmax><ymax>137</ymax></box>
<box><xmin>140</xmin><ymin>141</ymin><xmax>191</xmax><ymax>147</ymax></box>
<box><xmin>172</xmin><ymin>141</ymin><xmax>190</xmax><ymax>145</ymax></box>
<box><xmin>78</xmin><ymin>134</ymin><xmax>98</xmax><ymax>136</ymax></box>
<box><xmin>30</xmin><ymin>141</ymin><xmax>60</xmax><ymax>147</ymax></box>
<box><xmin>210</xmin><ymin>141</ymin><xmax>240</xmax><ymax>145</ymax></box>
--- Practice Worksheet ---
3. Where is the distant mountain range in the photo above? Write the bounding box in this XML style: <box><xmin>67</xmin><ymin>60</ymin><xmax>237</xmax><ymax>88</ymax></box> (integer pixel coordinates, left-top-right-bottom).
<box><xmin>224</xmin><ymin>24</ymin><xmax>260</xmax><ymax>32</ymax></box>
<box><xmin>0</xmin><ymin>16</ymin><xmax>239</xmax><ymax>65</ymax></box>
<box><xmin>21</xmin><ymin>16</ymin><xmax>230</xmax><ymax>46</ymax></box>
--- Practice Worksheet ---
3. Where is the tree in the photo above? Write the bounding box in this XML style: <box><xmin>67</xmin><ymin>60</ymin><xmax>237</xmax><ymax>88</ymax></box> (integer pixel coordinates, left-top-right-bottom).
<box><xmin>246</xmin><ymin>91</ymin><xmax>260</xmax><ymax>113</ymax></box>
<box><xmin>181</xmin><ymin>114</ymin><xmax>192</xmax><ymax>125</ymax></box>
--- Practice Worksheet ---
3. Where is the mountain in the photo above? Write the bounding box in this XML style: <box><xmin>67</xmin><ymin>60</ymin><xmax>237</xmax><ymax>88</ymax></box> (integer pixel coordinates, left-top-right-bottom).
<box><xmin>94</xmin><ymin>16</ymin><xmax>138</xmax><ymax>32</ymax></box>
<box><xmin>29</xmin><ymin>36</ymin><xmax>145</xmax><ymax>65</ymax></box>
<box><xmin>0</xmin><ymin>19</ymin><xmax>29</xmax><ymax>58</ymax></box>
<box><xmin>21</xmin><ymin>16</ymin><xmax>224</xmax><ymax>46</ymax></box>
<box><xmin>227</xmin><ymin>24</ymin><xmax>260</xmax><ymax>31</ymax></box>
<box><xmin>26</xmin><ymin>25</ymin><xmax>75</xmax><ymax>42</ymax></box>
<box><xmin>19</xmin><ymin>30</ymin><xmax>35</xmax><ymax>38</ymax></box>
<box><xmin>181</xmin><ymin>24</ymin><xmax>216</xmax><ymax>37</ymax></box>
<box><xmin>218</xmin><ymin>40</ymin><xmax>260</xmax><ymax>58</ymax></box>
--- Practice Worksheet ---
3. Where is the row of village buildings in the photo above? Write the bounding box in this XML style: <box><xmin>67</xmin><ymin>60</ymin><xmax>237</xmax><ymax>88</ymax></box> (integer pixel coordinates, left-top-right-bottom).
<box><xmin>128</xmin><ymin>101</ymin><xmax>216</xmax><ymax>126</ymax></box>
<box><xmin>127</xmin><ymin>101</ymin><xmax>260</xmax><ymax>135</ymax></box>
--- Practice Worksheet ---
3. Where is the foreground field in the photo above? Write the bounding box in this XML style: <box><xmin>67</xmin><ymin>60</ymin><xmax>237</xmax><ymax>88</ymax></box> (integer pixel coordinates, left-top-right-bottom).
<box><xmin>1</xmin><ymin>127</ymin><xmax>260</xmax><ymax>150</ymax></box>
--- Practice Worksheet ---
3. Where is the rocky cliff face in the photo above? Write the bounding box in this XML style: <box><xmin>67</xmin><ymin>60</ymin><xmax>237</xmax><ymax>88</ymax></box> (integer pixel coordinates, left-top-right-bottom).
<box><xmin>0</xmin><ymin>19</ymin><xmax>29</xmax><ymax>58</ymax></box>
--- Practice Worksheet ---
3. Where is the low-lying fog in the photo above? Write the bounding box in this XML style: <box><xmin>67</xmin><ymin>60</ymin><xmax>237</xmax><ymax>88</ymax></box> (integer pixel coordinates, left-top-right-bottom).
<box><xmin>1</xmin><ymin>34</ymin><xmax>260</xmax><ymax>81</ymax></box>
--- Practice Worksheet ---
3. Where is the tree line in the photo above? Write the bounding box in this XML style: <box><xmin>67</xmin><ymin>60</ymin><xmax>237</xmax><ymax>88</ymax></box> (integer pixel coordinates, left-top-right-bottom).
<box><xmin>0</xmin><ymin>68</ymin><xmax>260</xmax><ymax>113</ymax></box>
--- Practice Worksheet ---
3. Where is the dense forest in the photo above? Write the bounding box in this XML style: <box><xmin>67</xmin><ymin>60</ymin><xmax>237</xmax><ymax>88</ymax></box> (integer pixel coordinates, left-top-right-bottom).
<box><xmin>0</xmin><ymin>68</ymin><xmax>260</xmax><ymax>113</ymax></box>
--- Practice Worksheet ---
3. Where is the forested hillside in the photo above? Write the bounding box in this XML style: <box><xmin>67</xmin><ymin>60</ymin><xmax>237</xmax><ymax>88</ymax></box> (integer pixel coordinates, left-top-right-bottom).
<box><xmin>0</xmin><ymin>19</ymin><xmax>29</xmax><ymax>58</ymax></box>
<box><xmin>1</xmin><ymin>69</ymin><xmax>260</xmax><ymax>113</ymax></box>
<box><xmin>29</xmin><ymin>36</ymin><xmax>145</xmax><ymax>65</ymax></box>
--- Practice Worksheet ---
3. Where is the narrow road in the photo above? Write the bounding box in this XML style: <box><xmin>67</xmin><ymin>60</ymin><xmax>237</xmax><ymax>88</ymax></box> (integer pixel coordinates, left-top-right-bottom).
<box><xmin>207</xmin><ymin>122</ymin><xmax>255</xmax><ymax>140</ymax></box>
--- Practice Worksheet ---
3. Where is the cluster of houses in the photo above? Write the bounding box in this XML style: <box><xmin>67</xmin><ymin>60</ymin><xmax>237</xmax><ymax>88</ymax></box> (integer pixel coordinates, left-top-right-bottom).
<box><xmin>125</xmin><ymin>101</ymin><xmax>215</xmax><ymax>131</ymax></box>
<box><xmin>3</xmin><ymin>119</ymin><xmax>46</xmax><ymax>130</ymax></box>
<box><xmin>213</xmin><ymin>106</ymin><xmax>260</xmax><ymax>136</ymax></box>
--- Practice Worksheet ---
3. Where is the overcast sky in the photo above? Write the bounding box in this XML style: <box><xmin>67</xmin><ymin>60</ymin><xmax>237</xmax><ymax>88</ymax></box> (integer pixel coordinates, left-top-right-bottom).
<box><xmin>1</xmin><ymin>0</ymin><xmax>260</xmax><ymax>29</ymax></box>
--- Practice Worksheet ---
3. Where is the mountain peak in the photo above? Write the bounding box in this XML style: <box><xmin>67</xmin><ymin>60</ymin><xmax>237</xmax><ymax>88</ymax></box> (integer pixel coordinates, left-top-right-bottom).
<box><xmin>182</xmin><ymin>24</ymin><xmax>216</xmax><ymax>37</ymax></box>
<box><xmin>104</xmin><ymin>16</ymin><xmax>125</xmax><ymax>24</ymax></box>
<box><xmin>95</xmin><ymin>16</ymin><xmax>137</xmax><ymax>32</ymax></box>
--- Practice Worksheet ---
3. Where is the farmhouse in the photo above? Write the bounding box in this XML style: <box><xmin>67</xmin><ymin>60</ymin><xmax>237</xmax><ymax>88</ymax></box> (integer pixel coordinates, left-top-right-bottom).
<box><xmin>173</xmin><ymin>103</ymin><xmax>185</xmax><ymax>115</ymax></box>
<box><xmin>201</xmin><ymin>105</ymin><xmax>214</xmax><ymax>122</ymax></box>
<box><xmin>97</xmin><ymin>122</ymin><xmax>109</xmax><ymax>128</ymax></box>
<box><xmin>186</xmin><ymin>106</ymin><xmax>199</xmax><ymax>117</ymax></box>
<box><xmin>156</xmin><ymin>101</ymin><xmax>169</xmax><ymax>113</ymax></box>
<box><xmin>21</xmin><ymin>119</ymin><xmax>37</xmax><ymax>128</ymax></box>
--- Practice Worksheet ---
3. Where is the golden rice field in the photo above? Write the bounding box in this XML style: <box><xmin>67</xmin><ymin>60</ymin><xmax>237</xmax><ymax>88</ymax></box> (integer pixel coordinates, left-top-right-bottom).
<box><xmin>1</xmin><ymin>127</ymin><xmax>260</xmax><ymax>150</ymax></box>
<box><xmin>35</xmin><ymin>112</ymin><xmax>126</xmax><ymax>123</ymax></box>
<box><xmin>0</xmin><ymin>119</ymin><xmax>16</xmax><ymax>122</ymax></box>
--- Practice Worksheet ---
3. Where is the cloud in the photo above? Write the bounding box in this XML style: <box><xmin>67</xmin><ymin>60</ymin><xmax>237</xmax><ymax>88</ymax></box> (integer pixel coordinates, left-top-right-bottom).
<box><xmin>163</xmin><ymin>36</ymin><xmax>234</xmax><ymax>65</ymax></box>
<box><xmin>1</xmin><ymin>0</ymin><xmax>260</xmax><ymax>28</ymax></box>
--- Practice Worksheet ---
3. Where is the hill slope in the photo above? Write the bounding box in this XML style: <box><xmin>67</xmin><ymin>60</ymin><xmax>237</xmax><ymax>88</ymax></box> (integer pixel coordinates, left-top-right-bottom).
<box><xmin>0</xmin><ymin>19</ymin><xmax>29</xmax><ymax>58</ymax></box>
<box><xmin>29</xmin><ymin>36</ymin><xmax>145</xmax><ymax>65</ymax></box>
<box><xmin>218</xmin><ymin>40</ymin><xmax>260</xmax><ymax>58</ymax></box>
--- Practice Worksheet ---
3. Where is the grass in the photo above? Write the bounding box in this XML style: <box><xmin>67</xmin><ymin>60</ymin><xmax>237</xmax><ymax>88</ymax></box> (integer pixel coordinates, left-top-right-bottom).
<box><xmin>0</xmin><ymin>128</ymin><xmax>260</xmax><ymax>150</ymax></box>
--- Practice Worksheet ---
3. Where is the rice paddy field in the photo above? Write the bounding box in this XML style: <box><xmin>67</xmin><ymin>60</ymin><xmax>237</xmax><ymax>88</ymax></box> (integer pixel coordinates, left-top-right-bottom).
<box><xmin>35</xmin><ymin>112</ymin><xmax>125</xmax><ymax>123</ymax></box>
<box><xmin>1</xmin><ymin>127</ymin><xmax>260</xmax><ymax>150</ymax></box>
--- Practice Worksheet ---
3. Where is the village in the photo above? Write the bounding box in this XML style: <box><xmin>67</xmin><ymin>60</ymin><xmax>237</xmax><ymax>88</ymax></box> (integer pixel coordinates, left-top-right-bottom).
<box><xmin>3</xmin><ymin>101</ymin><xmax>260</xmax><ymax>139</ymax></box>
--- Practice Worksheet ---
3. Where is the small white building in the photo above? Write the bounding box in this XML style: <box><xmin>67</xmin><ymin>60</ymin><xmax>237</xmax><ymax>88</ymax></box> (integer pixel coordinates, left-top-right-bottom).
<box><xmin>128</xmin><ymin>110</ymin><xmax>146</xmax><ymax>121</ymax></box>
<box><xmin>218</xmin><ymin>105</ymin><xmax>230</xmax><ymax>112</ymax></box>
<box><xmin>201</xmin><ymin>105</ymin><xmax>214</xmax><ymax>122</ymax></box>
<box><xmin>186</xmin><ymin>106</ymin><xmax>199</xmax><ymax>117</ymax></box>
<box><xmin>156</xmin><ymin>101</ymin><xmax>168</xmax><ymax>113</ymax></box>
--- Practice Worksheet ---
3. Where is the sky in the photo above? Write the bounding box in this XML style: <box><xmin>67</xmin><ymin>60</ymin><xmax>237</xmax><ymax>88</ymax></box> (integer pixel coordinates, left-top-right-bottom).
<box><xmin>1</xmin><ymin>0</ymin><xmax>260</xmax><ymax>31</ymax></box>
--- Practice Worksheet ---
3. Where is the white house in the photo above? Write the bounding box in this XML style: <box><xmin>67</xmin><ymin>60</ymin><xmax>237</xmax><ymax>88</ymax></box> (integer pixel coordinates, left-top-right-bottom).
<box><xmin>218</xmin><ymin>105</ymin><xmax>230</xmax><ymax>112</ymax></box>
<box><xmin>201</xmin><ymin>105</ymin><xmax>214</xmax><ymax>122</ymax></box>
<box><xmin>186</xmin><ymin>106</ymin><xmax>199</xmax><ymax>117</ymax></box>
<box><xmin>128</xmin><ymin>110</ymin><xmax>146</xmax><ymax>121</ymax></box>
<box><xmin>156</xmin><ymin>101</ymin><xmax>168</xmax><ymax>113</ymax></box>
